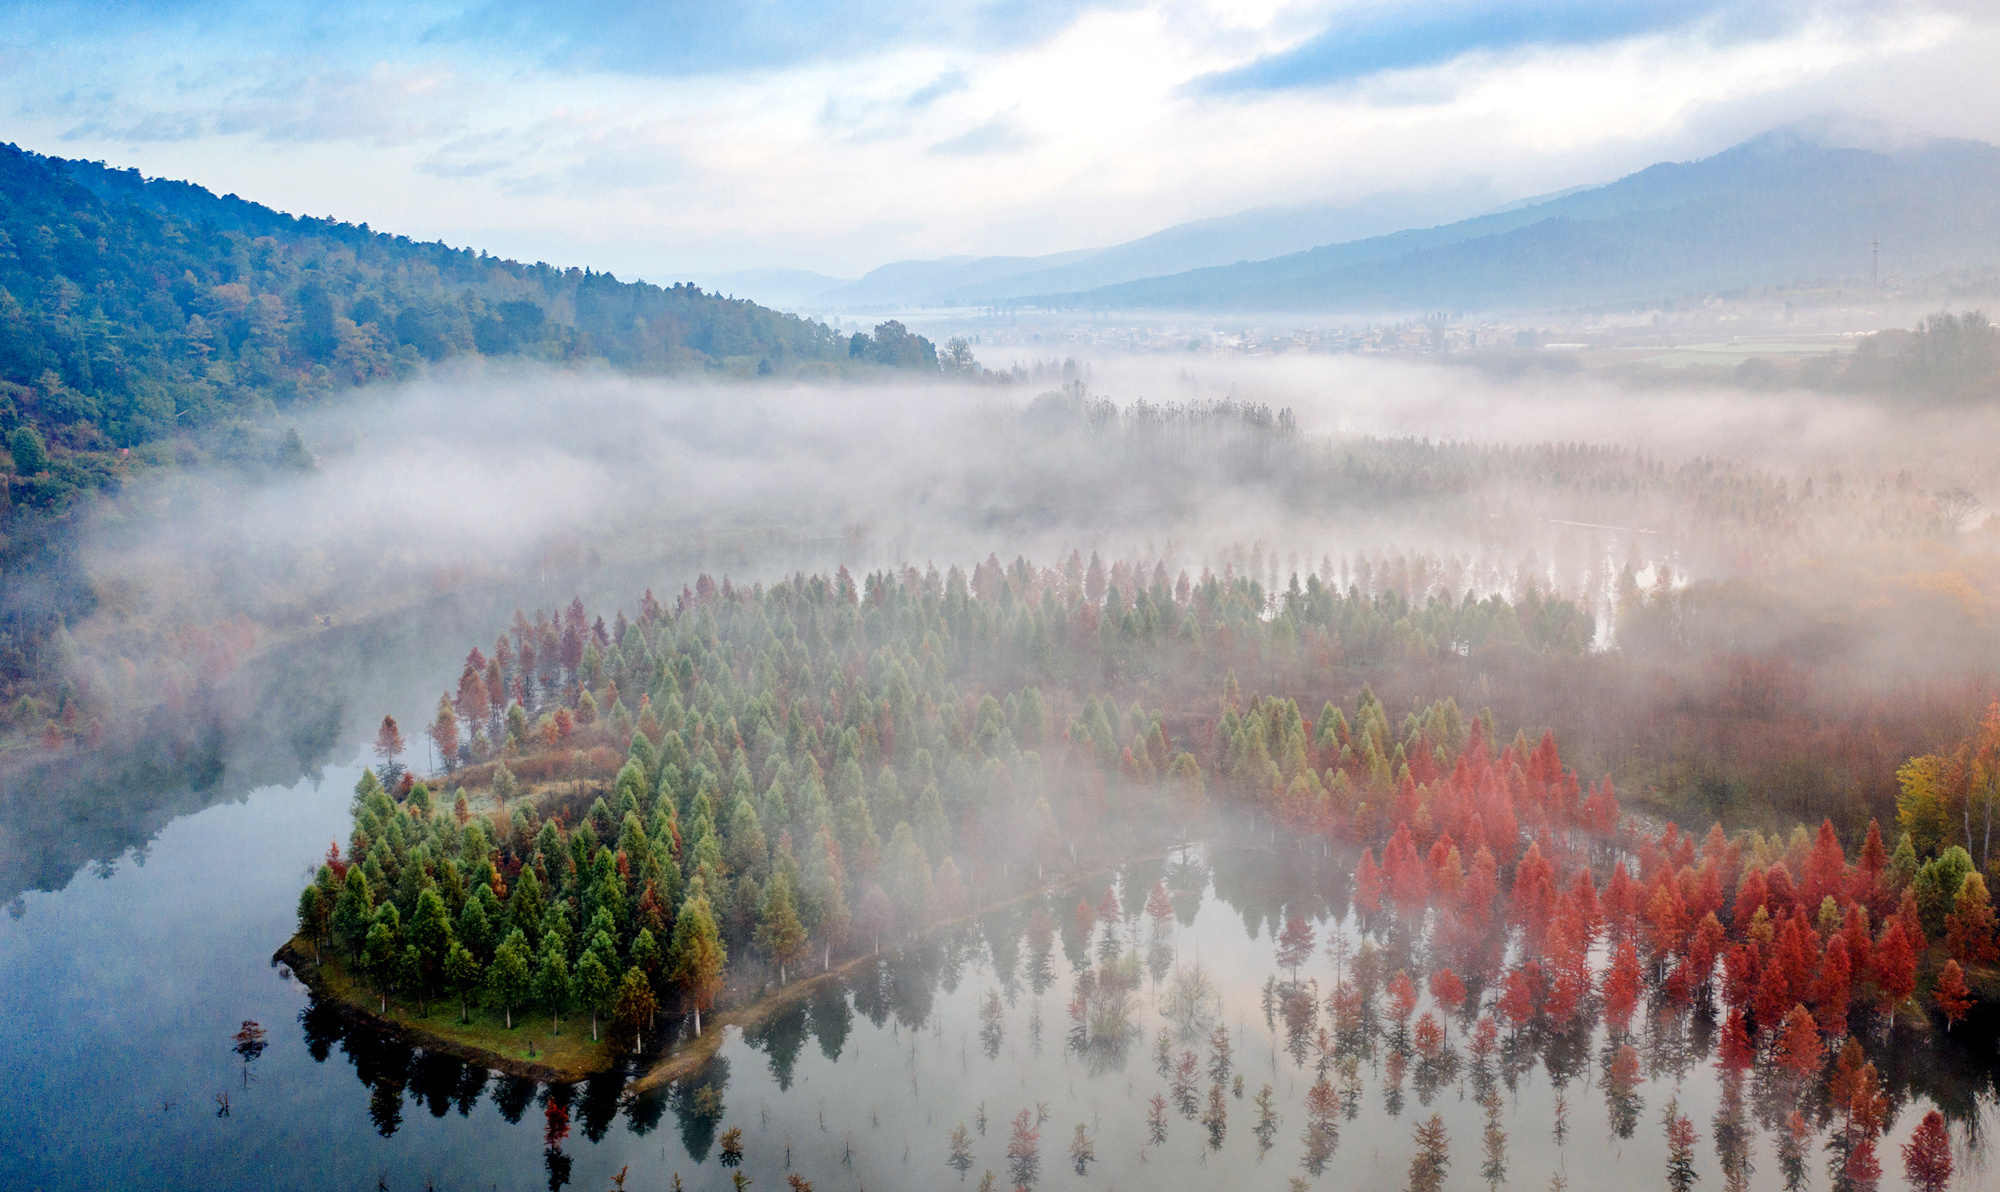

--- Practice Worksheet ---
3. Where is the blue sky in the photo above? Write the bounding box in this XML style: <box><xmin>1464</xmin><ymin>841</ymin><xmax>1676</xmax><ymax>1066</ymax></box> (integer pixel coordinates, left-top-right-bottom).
<box><xmin>4</xmin><ymin>0</ymin><xmax>1995</xmax><ymax>280</ymax></box>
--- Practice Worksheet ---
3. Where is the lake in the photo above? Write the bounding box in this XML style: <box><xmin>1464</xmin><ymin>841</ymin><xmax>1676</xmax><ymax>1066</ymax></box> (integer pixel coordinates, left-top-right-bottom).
<box><xmin>6</xmin><ymin>755</ymin><xmax>1997</xmax><ymax>1192</ymax></box>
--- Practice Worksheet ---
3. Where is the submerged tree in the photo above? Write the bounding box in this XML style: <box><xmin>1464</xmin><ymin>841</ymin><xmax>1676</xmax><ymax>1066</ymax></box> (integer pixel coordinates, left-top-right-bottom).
<box><xmin>1902</xmin><ymin>1110</ymin><xmax>1952</xmax><ymax>1192</ymax></box>
<box><xmin>1408</xmin><ymin>1113</ymin><xmax>1449</xmax><ymax>1192</ymax></box>
<box><xmin>1202</xmin><ymin>1082</ymin><xmax>1228</xmax><ymax>1149</ymax></box>
<box><xmin>947</xmin><ymin>1123</ymin><xmax>975</xmax><ymax>1177</ymax></box>
<box><xmin>1069</xmin><ymin>1123</ymin><xmax>1095</xmax><ymax>1174</ymax></box>
<box><xmin>1662</xmin><ymin>1097</ymin><xmax>1699</xmax><ymax>1192</ymax></box>
<box><xmin>1276</xmin><ymin>915</ymin><xmax>1316</xmax><ymax>979</ymax></box>
<box><xmin>1301</xmin><ymin>1076</ymin><xmax>1337</xmax><ymax>1174</ymax></box>
<box><xmin>1006</xmin><ymin>1109</ymin><xmax>1041</xmax><ymax>1191</ymax></box>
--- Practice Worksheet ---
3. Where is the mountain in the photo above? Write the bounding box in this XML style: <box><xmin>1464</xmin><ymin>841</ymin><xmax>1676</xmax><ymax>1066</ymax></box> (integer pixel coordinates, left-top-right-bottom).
<box><xmin>1021</xmin><ymin>131</ymin><xmax>2000</xmax><ymax>313</ymax></box>
<box><xmin>813</xmin><ymin>184</ymin><xmax>1499</xmax><ymax>310</ymax></box>
<box><xmin>0</xmin><ymin>143</ymin><xmax>938</xmax><ymax>478</ymax></box>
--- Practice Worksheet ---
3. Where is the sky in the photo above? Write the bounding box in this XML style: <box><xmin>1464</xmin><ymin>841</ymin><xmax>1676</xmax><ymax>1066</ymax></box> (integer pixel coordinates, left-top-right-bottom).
<box><xmin>5</xmin><ymin>0</ymin><xmax>1999</xmax><ymax>283</ymax></box>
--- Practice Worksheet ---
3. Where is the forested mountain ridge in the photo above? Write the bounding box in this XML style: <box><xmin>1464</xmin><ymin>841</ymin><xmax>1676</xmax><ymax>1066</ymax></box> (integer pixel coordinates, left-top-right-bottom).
<box><xmin>0</xmin><ymin>142</ymin><xmax>934</xmax><ymax>474</ymax></box>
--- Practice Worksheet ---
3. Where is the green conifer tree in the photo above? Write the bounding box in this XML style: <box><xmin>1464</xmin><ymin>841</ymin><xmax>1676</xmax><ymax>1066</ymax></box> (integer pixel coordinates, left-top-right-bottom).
<box><xmin>487</xmin><ymin>929</ymin><xmax>534</xmax><ymax>1029</ymax></box>
<box><xmin>444</xmin><ymin>942</ymin><xmax>483</xmax><ymax>1024</ymax></box>
<box><xmin>575</xmin><ymin>951</ymin><xmax>614</xmax><ymax>1042</ymax></box>
<box><xmin>534</xmin><ymin>938</ymin><xmax>572</xmax><ymax>1033</ymax></box>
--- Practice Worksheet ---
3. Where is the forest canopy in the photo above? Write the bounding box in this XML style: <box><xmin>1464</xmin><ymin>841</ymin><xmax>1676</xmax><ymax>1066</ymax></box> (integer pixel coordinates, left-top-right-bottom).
<box><xmin>0</xmin><ymin>143</ymin><xmax>937</xmax><ymax>472</ymax></box>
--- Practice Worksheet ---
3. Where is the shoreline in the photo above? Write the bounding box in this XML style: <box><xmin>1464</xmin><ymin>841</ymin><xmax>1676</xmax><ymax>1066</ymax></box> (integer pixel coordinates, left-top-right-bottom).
<box><xmin>274</xmin><ymin>938</ymin><xmax>616</xmax><ymax>1084</ymax></box>
<box><xmin>276</xmin><ymin>839</ymin><xmax>1204</xmax><ymax>1092</ymax></box>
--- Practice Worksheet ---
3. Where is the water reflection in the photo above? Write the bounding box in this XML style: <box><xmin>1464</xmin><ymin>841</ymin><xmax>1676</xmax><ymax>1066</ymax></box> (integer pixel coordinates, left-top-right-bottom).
<box><xmin>274</xmin><ymin>837</ymin><xmax>2000</xmax><ymax>1191</ymax></box>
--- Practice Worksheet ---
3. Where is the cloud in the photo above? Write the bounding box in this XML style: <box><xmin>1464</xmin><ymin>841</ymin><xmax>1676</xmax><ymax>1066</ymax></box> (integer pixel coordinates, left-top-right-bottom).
<box><xmin>212</xmin><ymin>65</ymin><xmax>470</xmax><ymax>145</ymax></box>
<box><xmin>927</xmin><ymin>114</ymin><xmax>1034</xmax><ymax>155</ymax></box>
<box><xmin>905</xmin><ymin>68</ymin><xmax>970</xmax><ymax>108</ymax></box>
<box><xmin>1191</xmin><ymin>0</ymin><xmax>1813</xmax><ymax>93</ymax></box>
<box><xmin>440</xmin><ymin>0</ymin><xmax>1123</xmax><ymax>78</ymax></box>
<box><xmin>62</xmin><ymin>111</ymin><xmax>207</xmax><ymax>144</ymax></box>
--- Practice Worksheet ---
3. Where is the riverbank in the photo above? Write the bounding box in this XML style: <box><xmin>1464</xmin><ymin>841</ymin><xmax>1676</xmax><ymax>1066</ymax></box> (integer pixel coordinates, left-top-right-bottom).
<box><xmin>274</xmin><ymin>938</ymin><xmax>616</xmax><ymax>1083</ymax></box>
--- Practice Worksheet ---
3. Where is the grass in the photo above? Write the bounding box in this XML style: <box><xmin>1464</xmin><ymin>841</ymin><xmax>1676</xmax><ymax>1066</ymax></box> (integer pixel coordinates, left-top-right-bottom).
<box><xmin>284</xmin><ymin>939</ymin><xmax>613</xmax><ymax>1080</ymax></box>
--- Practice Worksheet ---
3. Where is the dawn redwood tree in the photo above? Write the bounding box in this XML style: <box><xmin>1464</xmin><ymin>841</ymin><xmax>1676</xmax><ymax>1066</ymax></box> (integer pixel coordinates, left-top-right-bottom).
<box><xmin>1275</xmin><ymin>915</ymin><xmax>1315</xmax><ymax>979</ymax></box>
<box><xmin>1663</xmin><ymin>1097</ymin><xmax>1700</xmax><ymax>1192</ymax></box>
<box><xmin>1207</xmin><ymin>1023</ymin><xmax>1232</xmax><ymax>1085</ymax></box>
<box><xmin>752</xmin><ymin>868</ymin><xmax>804</xmax><ymax>988</ymax></box>
<box><xmin>947</xmin><ymin>1123</ymin><xmax>976</xmax><ymax>1175</ymax></box>
<box><xmin>575</xmin><ymin>951</ymin><xmax>615</xmax><ymax>1042</ymax></box>
<box><xmin>430</xmin><ymin>695</ymin><xmax>459</xmax><ymax>772</ymax></box>
<box><xmin>613</xmin><ymin>967</ymin><xmax>657</xmax><ymax>1050</ymax></box>
<box><xmin>1386</xmin><ymin>970</ymin><xmax>1419</xmax><ymax>1025</ymax></box>
<box><xmin>444</xmin><ymin>942</ymin><xmax>482</xmax><ymax>1023</ymax></box>
<box><xmin>1874</xmin><ymin>918</ymin><xmax>1919</xmax><ymax>1017</ymax></box>
<box><xmin>412</xmin><ymin>888</ymin><xmax>456</xmax><ymax>1004</ymax></box>
<box><xmin>1144</xmin><ymin>880</ymin><xmax>1173</xmax><ymax>935</ymax></box>
<box><xmin>295</xmin><ymin>885</ymin><xmax>327</xmax><ymax>965</ymax></box>
<box><xmin>457</xmin><ymin>660</ymin><xmax>490</xmax><ymax>726</ymax></box>
<box><xmin>1353</xmin><ymin>849</ymin><xmax>1383</xmax><ymax>915</ymax></box>
<box><xmin>1718</xmin><ymin>1008</ymin><xmax>1755</xmax><ymax>1070</ymax></box>
<box><xmin>486</xmin><ymin>928</ymin><xmax>532</xmax><ymax>1029</ymax></box>
<box><xmin>1810</xmin><ymin>932</ymin><xmax>1851</xmax><ymax>1034</ymax></box>
<box><xmin>1408</xmin><ymin>1113</ymin><xmax>1449</xmax><ymax>1192</ymax></box>
<box><xmin>362</xmin><ymin>911</ymin><xmax>401</xmax><ymax>1013</ymax></box>
<box><xmin>1935</xmin><ymin>959</ymin><xmax>1973</xmax><ymax>1032</ymax></box>
<box><xmin>374</xmin><ymin>715</ymin><xmax>407</xmax><ymax>785</ymax></box>
<box><xmin>1902</xmin><ymin>1109</ymin><xmax>1952</xmax><ymax>1192</ymax></box>
<box><xmin>1774</xmin><ymin>1005</ymin><xmax>1823</xmax><ymax>1077</ymax></box>
<box><xmin>1602</xmin><ymin>938</ymin><xmax>1642</xmax><ymax>1033</ymax></box>
<box><xmin>533</xmin><ymin>938</ymin><xmax>571</xmax><ymax>1033</ymax></box>
<box><xmin>332</xmin><ymin>867</ymin><xmax>374</xmax><ymax>959</ymax></box>
<box><xmin>1068</xmin><ymin>1123</ymin><xmax>1094</xmax><ymax>1175</ymax></box>
<box><xmin>1946</xmin><ymin>871</ymin><xmax>1998</xmax><ymax>964</ymax></box>
<box><xmin>1005</xmin><ymin>1108</ymin><xmax>1041</xmax><ymax>1191</ymax></box>
<box><xmin>668</xmin><ymin>892</ymin><xmax>726</xmax><ymax>1035</ymax></box>
<box><xmin>1428</xmin><ymin>968</ymin><xmax>1466</xmax><ymax>1018</ymax></box>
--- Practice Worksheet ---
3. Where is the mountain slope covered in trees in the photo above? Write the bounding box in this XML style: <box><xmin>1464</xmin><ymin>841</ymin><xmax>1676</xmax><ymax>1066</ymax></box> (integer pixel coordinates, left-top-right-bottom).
<box><xmin>0</xmin><ymin>142</ymin><xmax>932</xmax><ymax>473</ymax></box>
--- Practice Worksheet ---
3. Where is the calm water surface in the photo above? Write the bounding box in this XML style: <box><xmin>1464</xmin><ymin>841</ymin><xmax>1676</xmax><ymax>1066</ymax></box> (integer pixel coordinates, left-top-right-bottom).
<box><xmin>6</xmin><ymin>759</ymin><xmax>2000</xmax><ymax>1192</ymax></box>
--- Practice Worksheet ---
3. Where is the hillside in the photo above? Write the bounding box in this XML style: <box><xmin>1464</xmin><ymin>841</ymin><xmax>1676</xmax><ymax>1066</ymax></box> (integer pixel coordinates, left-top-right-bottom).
<box><xmin>0</xmin><ymin>144</ymin><xmax>941</xmax><ymax>731</ymax></box>
<box><xmin>0</xmin><ymin>143</ymin><xmax>935</xmax><ymax>474</ymax></box>
<box><xmin>1025</xmin><ymin>131</ymin><xmax>2000</xmax><ymax>313</ymax></box>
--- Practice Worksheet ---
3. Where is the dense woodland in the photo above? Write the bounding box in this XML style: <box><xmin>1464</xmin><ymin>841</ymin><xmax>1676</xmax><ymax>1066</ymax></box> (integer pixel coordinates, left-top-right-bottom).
<box><xmin>0</xmin><ymin>143</ymin><xmax>939</xmax><ymax>484</ymax></box>
<box><xmin>291</xmin><ymin>559</ymin><xmax>2000</xmax><ymax>1192</ymax></box>
<box><xmin>292</xmin><ymin>562</ymin><xmax>1597</xmax><ymax>1047</ymax></box>
<box><xmin>0</xmin><ymin>142</ymin><xmax>947</xmax><ymax>730</ymax></box>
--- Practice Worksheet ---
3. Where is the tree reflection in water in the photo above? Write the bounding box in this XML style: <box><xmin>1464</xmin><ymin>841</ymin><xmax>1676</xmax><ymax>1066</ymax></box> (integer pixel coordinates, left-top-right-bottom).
<box><xmin>291</xmin><ymin>839</ymin><xmax>2000</xmax><ymax>1190</ymax></box>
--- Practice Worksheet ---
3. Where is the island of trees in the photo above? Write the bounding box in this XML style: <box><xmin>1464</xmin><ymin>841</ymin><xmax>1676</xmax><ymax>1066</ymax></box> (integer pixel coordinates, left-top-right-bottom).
<box><xmin>286</xmin><ymin>554</ymin><xmax>2000</xmax><ymax>1111</ymax></box>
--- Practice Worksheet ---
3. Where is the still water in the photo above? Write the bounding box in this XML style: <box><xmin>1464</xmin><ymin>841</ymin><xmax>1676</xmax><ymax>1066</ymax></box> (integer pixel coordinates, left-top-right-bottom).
<box><xmin>6</xmin><ymin>758</ymin><xmax>2000</xmax><ymax>1191</ymax></box>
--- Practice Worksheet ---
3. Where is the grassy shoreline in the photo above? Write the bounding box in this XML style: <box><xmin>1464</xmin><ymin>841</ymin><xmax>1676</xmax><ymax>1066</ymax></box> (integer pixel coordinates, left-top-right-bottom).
<box><xmin>279</xmin><ymin>839</ymin><xmax>1194</xmax><ymax>1092</ymax></box>
<box><xmin>275</xmin><ymin>937</ymin><xmax>616</xmax><ymax>1083</ymax></box>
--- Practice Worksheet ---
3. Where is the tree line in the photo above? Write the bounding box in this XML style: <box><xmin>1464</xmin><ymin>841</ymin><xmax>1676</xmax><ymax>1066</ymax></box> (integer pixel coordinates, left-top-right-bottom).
<box><xmin>289</xmin><ymin>558</ymin><xmax>1596</xmax><ymax>1052</ymax></box>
